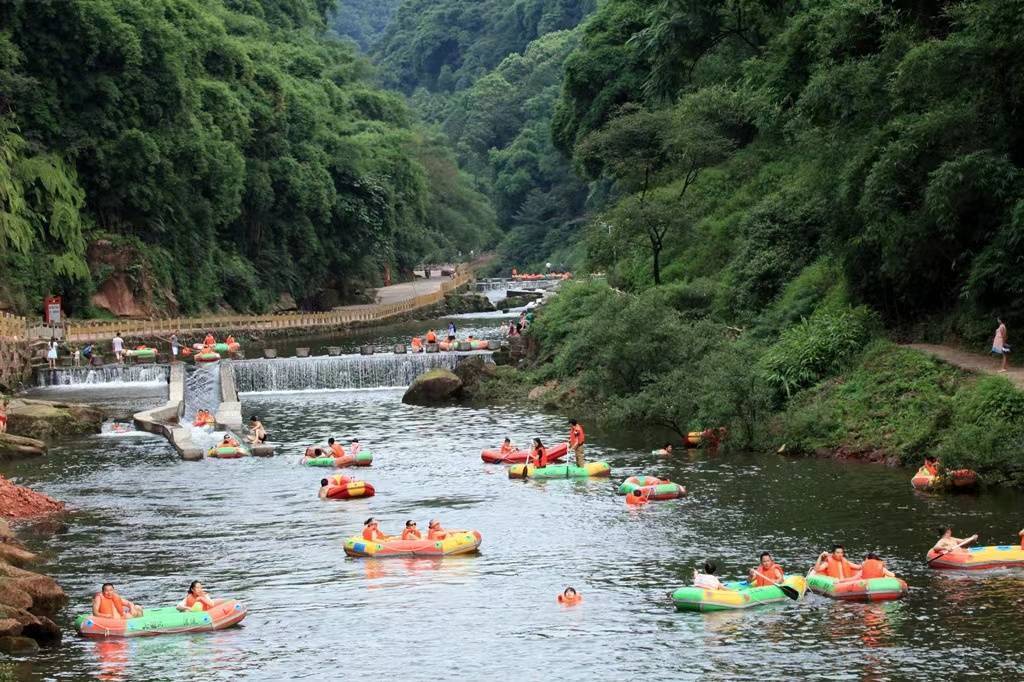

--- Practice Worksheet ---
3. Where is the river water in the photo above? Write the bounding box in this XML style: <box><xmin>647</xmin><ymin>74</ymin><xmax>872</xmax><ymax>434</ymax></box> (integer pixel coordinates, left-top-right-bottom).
<box><xmin>7</xmin><ymin>346</ymin><xmax>1024</xmax><ymax>679</ymax></box>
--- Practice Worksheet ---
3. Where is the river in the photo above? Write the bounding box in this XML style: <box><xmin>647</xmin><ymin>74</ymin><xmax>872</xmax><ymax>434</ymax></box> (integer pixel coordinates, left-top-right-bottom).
<box><xmin>6</xmin><ymin>326</ymin><xmax>1024</xmax><ymax>680</ymax></box>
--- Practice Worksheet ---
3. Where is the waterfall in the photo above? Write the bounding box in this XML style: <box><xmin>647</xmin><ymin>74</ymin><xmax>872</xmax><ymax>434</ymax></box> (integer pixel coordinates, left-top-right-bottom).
<box><xmin>35</xmin><ymin>364</ymin><xmax>170</xmax><ymax>387</ymax></box>
<box><xmin>183</xmin><ymin>363</ymin><xmax>221</xmax><ymax>420</ymax></box>
<box><xmin>232</xmin><ymin>353</ymin><xmax>464</xmax><ymax>393</ymax></box>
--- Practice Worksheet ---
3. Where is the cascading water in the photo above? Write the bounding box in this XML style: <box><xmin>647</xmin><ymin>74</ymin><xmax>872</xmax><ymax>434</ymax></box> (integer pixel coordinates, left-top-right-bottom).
<box><xmin>182</xmin><ymin>362</ymin><xmax>221</xmax><ymax>421</ymax></box>
<box><xmin>232</xmin><ymin>353</ymin><xmax>465</xmax><ymax>393</ymax></box>
<box><xmin>35</xmin><ymin>364</ymin><xmax>170</xmax><ymax>387</ymax></box>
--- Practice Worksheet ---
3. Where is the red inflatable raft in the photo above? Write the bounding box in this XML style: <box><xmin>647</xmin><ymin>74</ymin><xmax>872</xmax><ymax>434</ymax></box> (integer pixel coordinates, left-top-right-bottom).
<box><xmin>324</xmin><ymin>480</ymin><xmax>375</xmax><ymax>500</ymax></box>
<box><xmin>481</xmin><ymin>442</ymin><xmax>568</xmax><ymax>464</ymax></box>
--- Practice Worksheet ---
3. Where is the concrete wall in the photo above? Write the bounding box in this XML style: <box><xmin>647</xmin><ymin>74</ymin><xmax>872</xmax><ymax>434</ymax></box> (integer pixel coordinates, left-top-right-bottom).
<box><xmin>133</xmin><ymin>362</ymin><xmax>203</xmax><ymax>460</ymax></box>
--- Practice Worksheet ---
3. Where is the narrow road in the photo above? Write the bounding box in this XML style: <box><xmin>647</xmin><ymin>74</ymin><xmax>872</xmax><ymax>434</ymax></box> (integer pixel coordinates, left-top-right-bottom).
<box><xmin>373</xmin><ymin>273</ymin><xmax>454</xmax><ymax>305</ymax></box>
<box><xmin>906</xmin><ymin>343</ymin><xmax>1024</xmax><ymax>389</ymax></box>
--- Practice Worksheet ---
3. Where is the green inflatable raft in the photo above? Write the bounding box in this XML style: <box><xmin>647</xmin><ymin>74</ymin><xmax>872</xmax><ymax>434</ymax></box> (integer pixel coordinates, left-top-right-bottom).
<box><xmin>671</xmin><ymin>576</ymin><xmax>807</xmax><ymax>612</ymax></box>
<box><xmin>508</xmin><ymin>461</ymin><xmax>611</xmax><ymax>479</ymax></box>
<box><xmin>301</xmin><ymin>451</ymin><xmax>373</xmax><ymax>467</ymax></box>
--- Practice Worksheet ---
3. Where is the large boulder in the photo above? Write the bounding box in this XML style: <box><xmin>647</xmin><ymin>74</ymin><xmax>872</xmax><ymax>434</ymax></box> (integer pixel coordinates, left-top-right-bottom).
<box><xmin>402</xmin><ymin>369</ymin><xmax>463</xmax><ymax>406</ymax></box>
<box><xmin>452</xmin><ymin>356</ymin><xmax>496</xmax><ymax>397</ymax></box>
<box><xmin>6</xmin><ymin>399</ymin><xmax>104</xmax><ymax>442</ymax></box>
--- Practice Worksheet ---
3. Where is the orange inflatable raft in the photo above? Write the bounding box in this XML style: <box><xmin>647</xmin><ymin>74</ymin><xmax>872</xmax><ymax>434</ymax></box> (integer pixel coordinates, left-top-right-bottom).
<box><xmin>481</xmin><ymin>442</ymin><xmax>568</xmax><ymax>464</ymax></box>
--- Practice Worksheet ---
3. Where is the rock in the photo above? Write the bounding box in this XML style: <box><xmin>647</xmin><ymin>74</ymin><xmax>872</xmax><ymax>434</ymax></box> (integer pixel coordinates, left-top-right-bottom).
<box><xmin>0</xmin><ymin>605</ymin><xmax>60</xmax><ymax>644</ymax></box>
<box><xmin>0</xmin><ymin>618</ymin><xmax>22</xmax><ymax>637</ymax></box>
<box><xmin>452</xmin><ymin>356</ymin><xmax>494</xmax><ymax>396</ymax></box>
<box><xmin>88</xmin><ymin>239</ymin><xmax>176</xmax><ymax>317</ymax></box>
<box><xmin>402</xmin><ymin>369</ymin><xmax>463</xmax><ymax>405</ymax></box>
<box><xmin>0</xmin><ymin>476</ymin><xmax>65</xmax><ymax>519</ymax></box>
<box><xmin>7</xmin><ymin>399</ymin><xmax>104</xmax><ymax>441</ymax></box>
<box><xmin>0</xmin><ymin>544</ymin><xmax>37</xmax><ymax>569</ymax></box>
<box><xmin>0</xmin><ymin>433</ymin><xmax>46</xmax><ymax>461</ymax></box>
<box><xmin>0</xmin><ymin>635</ymin><xmax>39</xmax><ymax>654</ymax></box>
<box><xmin>528</xmin><ymin>381</ymin><xmax>559</xmax><ymax>401</ymax></box>
<box><xmin>443</xmin><ymin>292</ymin><xmax>494</xmax><ymax>314</ymax></box>
<box><xmin>0</xmin><ymin>563</ymin><xmax>68</xmax><ymax>614</ymax></box>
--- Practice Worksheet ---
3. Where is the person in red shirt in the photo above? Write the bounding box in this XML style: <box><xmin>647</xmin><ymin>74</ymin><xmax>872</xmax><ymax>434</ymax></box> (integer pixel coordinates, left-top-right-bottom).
<box><xmin>328</xmin><ymin>437</ymin><xmax>345</xmax><ymax>458</ymax></box>
<box><xmin>814</xmin><ymin>545</ymin><xmax>862</xmax><ymax>580</ymax></box>
<box><xmin>857</xmin><ymin>553</ymin><xmax>895</xmax><ymax>579</ymax></box>
<box><xmin>203</xmin><ymin>332</ymin><xmax>216</xmax><ymax>347</ymax></box>
<box><xmin>923</xmin><ymin>456</ymin><xmax>939</xmax><ymax>477</ymax></box>
<box><xmin>499</xmin><ymin>437</ymin><xmax>515</xmax><ymax>455</ymax></box>
<box><xmin>749</xmin><ymin>552</ymin><xmax>784</xmax><ymax>587</ymax></box>
<box><xmin>568</xmin><ymin>419</ymin><xmax>585</xmax><ymax>467</ymax></box>
<box><xmin>362</xmin><ymin>518</ymin><xmax>387</xmax><ymax>541</ymax></box>
<box><xmin>529</xmin><ymin>438</ymin><xmax>549</xmax><ymax>468</ymax></box>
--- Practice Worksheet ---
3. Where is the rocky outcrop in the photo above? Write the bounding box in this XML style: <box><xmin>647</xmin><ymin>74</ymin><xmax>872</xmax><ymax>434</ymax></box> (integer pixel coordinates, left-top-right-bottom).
<box><xmin>6</xmin><ymin>399</ymin><xmax>104</xmax><ymax>442</ymax></box>
<box><xmin>0</xmin><ymin>477</ymin><xmax>64</xmax><ymax>518</ymax></box>
<box><xmin>88</xmin><ymin>239</ymin><xmax>178</xmax><ymax>318</ymax></box>
<box><xmin>0</xmin><ymin>519</ymin><xmax>66</xmax><ymax>652</ymax></box>
<box><xmin>452</xmin><ymin>356</ymin><xmax>495</xmax><ymax>397</ymax></box>
<box><xmin>0</xmin><ymin>433</ymin><xmax>46</xmax><ymax>461</ymax></box>
<box><xmin>442</xmin><ymin>292</ymin><xmax>494</xmax><ymax>314</ymax></box>
<box><xmin>402</xmin><ymin>369</ymin><xmax>463</xmax><ymax>405</ymax></box>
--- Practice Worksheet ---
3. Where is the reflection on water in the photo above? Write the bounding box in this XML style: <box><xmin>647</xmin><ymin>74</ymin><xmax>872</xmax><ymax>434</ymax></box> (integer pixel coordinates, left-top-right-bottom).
<box><xmin>5</xmin><ymin>388</ymin><xmax>1024</xmax><ymax>679</ymax></box>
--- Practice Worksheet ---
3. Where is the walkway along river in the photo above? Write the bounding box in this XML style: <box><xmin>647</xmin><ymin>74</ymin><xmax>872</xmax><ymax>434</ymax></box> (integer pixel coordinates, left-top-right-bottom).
<box><xmin>7</xmin><ymin>325</ymin><xmax>1024</xmax><ymax>678</ymax></box>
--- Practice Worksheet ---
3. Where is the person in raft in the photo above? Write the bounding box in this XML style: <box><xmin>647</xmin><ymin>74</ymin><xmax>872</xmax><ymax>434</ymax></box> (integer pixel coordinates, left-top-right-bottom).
<box><xmin>92</xmin><ymin>583</ymin><xmax>144</xmax><ymax>620</ymax></box>
<box><xmin>427</xmin><ymin>519</ymin><xmax>448</xmax><ymax>540</ymax></box>
<box><xmin>246</xmin><ymin>416</ymin><xmax>267</xmax><ymax>445</ymax></box>
<box><xmin>225</xmin><ymin>335</ymin><xmax>236</xmax><ymax>346</ymax></box>
<box><xmin>569</xmin><ymin>418</ymin><xmax>586</xmax><ymax>467</ymax></box>
<box><xmin>318</xmin><ymin>476</ymin><xmax>350</xmax><ymax>498</ymax></box>
<box><xmin>813</xmin><ymin>545</ymin><xmax>862</xmax><ymax>580</ymax></box>
<box><xmin>857</xmin><ymin>553</ymin><xmax>895</xmax><ymax>579</ymax></box>
<box><xmin>529</xmin><ymin>438</ymin><xmax>549</xmax><ymax>468</ymax></box>
<box><xmin>362</xmin><ymin>518</ymin><xmax>389</xmax><ymax>541</ymax></box>
<box><xmin>558</xmin><ymin>587</ymin><xmax>582</xmax><ymax>604</ymax></box>
<box><xmin>626</xmin><ymin>488</ymin><xmax>649</xmax><ymax>506</ymax></box>
<box><xmin>426</xmin><ymin>329</ymin><xmax>438</xmax><ymax>344</ymax></box>
<box><xmin>932</xmin><ymin>527</ymin><xmax>978</xmax><ymax>554</ymax></box>
<box><xmin>748</xmin><ymin>552</ymin><xmax>784</xmax><ymax>586</ymax></box>
<box><xmin>923</xmin><ymin>455</ymin><xmax>940</xmax><ymax>476</ymax></box>
<box><xmin>221</xmin><ymin>434</ymin><xmax>239</xmax><ymax>448</ymax></box>
<box><xmin>692</xmin><ymin>561</ymin><xmax>726</xmax><ymax>590</ymax></box>
<box><xmin>653</xmin><ymin>442</ymin><xmax>674</xmax><ymax>456</ymax></box>
<box><xmin>176</xmin><ymin>581</ymin><xmax>221</xmax><ymax>612</ymax></box>
<box><xmin>499</xmin><ymin>437</ymin><xmax>515</xmax><ymax>455</ymax></box>
<box><xmin>327</xmin><ymin>437</ymin><xmax>345</xmax><ymax>458</ymax></box>
<box><xmin>401</xmin><ymin>520</ymin><xmax>422</xmax><ymax>541</ymax></box>
<box><xmin>203</xmin><ymin>332</ymin><xmax>216</xmax><ymax>347</ymax></box>
<box><xmin>349</xmin><ymin>438</ymin><xmax>361</xmax><ymax>455</ymax></box>
<box><xmin>303</xmin><ymin>447</ymin><xmax>325</xmax><ymax>463</ymax></box>
<box><xmin>993</xmin><ymin>317</ymin><xmax>1010</xmax><ymax>372</ymax></box>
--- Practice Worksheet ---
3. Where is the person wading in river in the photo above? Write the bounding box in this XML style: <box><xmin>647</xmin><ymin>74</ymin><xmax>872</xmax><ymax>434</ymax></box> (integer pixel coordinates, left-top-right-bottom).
<box><xmin>569</xmin><ymin>419</ymin><xmax>585</xmax><ymax>467</ymax></box>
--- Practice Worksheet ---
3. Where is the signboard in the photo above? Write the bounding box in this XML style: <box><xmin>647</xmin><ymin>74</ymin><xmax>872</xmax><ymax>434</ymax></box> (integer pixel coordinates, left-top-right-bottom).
<box><xmin>44</xmin><ymin>296</ymin><xmax>62</xmax><ymax>325</ymax></box>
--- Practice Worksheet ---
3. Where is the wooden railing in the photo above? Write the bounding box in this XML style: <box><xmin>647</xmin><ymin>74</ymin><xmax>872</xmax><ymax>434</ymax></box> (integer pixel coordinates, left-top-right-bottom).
<box><xmin>62</xmin><ymin>270</ymin><xmax>474</xmax><ymax>343</ymax></box>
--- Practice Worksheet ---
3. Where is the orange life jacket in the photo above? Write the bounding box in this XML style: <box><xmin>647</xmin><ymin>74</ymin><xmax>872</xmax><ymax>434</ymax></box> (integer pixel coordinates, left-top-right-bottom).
<box><xmin>204</xmin><ymin>335</ymin><xmax>215</xmax><ymax>346</ymax></box>
<box><xmin>751</xmin><ymin>563</ymin><xmax>784</xmax><ymax>587</ymax></box>
<box><xmin>185</xmin><ymin>594</ymin><xmax>212</xmax><ymax>611</ymax></box>
<box><xmin>821</xmin><ymin>556</ymin><xmax>857</xmax><ymax>580</ymax></box>
<box><xmin>363</xmin><ymin>527</ymin><xmax>384</xmax><ymax>541</ymax></box>
<box><xmin>96</xmin><ymin>593</ymin><xmax>125</xmax><ymax>618</ymax></box>
<box><xmin>328</xmin><ymin>474</ymin><xmax>350</xmax><ymax>486</ymax></box>
<box><xmin>401</xmin><ymin>528</ymin><xmax>422</xmax><ymax>541</ymax></box>
<box><xmin>426</xmin><ymin>331</ymin><xmax>437</xmax><ymax>343</ymax></box>
<box><xmin>330</xmin><ymin>443</ymin><xmax>345</xmax><ymax>458</ymax></box>
<box><xmin>924</xmin><ymin>461</ymin><xmax>939</xmax><ymax>476</ymax></box>
<box><xmin>626</xmin><ymin>492</ymin><xmax>649</xmax><ymax>506</ymax></box>
<box><xmin>531</xmin><ymin>446</ymin><xmax>547</xmax><ymax>468</ymax></box>
<box><xmin>860</xmin><ymin>559</ymin><xmax>886</xmax><ymax>579</ymax></box>
<box><xmin>557</xmin><ymin>593</ymin><xmax>582</xmax><ymax>605</ymax></box>
<box><xmin>569</xmin><ymin>424</ymin><xmax>585</xmax><ymax>447</ymax></box>
<box><xmin>500</xmin><ymin>443</ymin><xmax>514</xmax><ymax>454</ymax></box>
<box><xmin>428</xmin><ymin>528</ymin><xmax>446</xmax><ymax>540</ymax></box>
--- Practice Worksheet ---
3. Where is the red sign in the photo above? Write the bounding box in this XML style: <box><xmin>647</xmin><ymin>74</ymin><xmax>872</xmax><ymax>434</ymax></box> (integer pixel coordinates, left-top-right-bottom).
<box><xmin>44</xmin><ymin>296</ymin><xmax>62</xmax><ymax>325</ymax></box>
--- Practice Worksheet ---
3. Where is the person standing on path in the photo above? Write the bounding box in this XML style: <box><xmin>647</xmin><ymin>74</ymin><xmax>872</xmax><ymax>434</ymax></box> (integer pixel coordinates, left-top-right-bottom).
<box><xmin>993</xmin><ymin>318</ymin><xmax>1010</xmax><ymax>372</ymax></box>
<box><xmin>569</xmin><ymin>418</ymin><xmax>585</xmax><ymax>467</ymax></box>
<box><xmin>46</xmin><ymin>337</ymin><xmax>58</xmax><ymax>369</ymax></box>
<box><xmin>170</xmin><ymin>333</ymin><xmax>180</xmax><ymax>363</ymax></box>
<box><xmin>112</xmin><ymin>332</ymin><xmax>125</xmax><ymax>364</ymax></box>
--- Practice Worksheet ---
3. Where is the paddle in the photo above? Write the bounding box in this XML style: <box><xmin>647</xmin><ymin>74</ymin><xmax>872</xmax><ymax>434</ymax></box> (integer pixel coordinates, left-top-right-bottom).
<box><xmin>752</xmin><ymin>570</ymin><xmax>800</xmax><ymax>600</ymax></box>
<box><xmin>926</xmin><ymin>536</ymin><xmax>976</xmax><ymax>565</ymax></box>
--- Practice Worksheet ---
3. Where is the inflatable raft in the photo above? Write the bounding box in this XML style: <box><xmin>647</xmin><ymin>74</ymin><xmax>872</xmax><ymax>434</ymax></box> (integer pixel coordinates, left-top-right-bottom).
<box><xmin>671</xmin><ymin>576</ymin><xmax>807</xmax><ymax>612</ymax></box>
<box><xmin>481</xmin><ymin>442</ymin><xmax>568</xmax><ymax>464</ymax></box>
<box><xmin>124</xmin><ymin>348</ymin><xmax>157</xmax><ymax>361</ymax></box>
<box><xmin>617</xmin><ymin>476</ymin><xmax>687</xmax><ymax>500</ymax></box>
<box><xmin>507</xmin><ymin>461</ymin><xmax>611</xmax><ymax>479</ymax></box>
<box><xmin>927</xmin><ymin>544</ymin><xmax>1024</xmax><ymax>570</ymax></box>
<box><xmin>911</xmin><ymin>467</ymin><xmax>936</xmax><ymax>490</ymax></box>
<box><xmin>208</xmin><ymin>445</ymin><xmax>248</xmax><ymax>459</ymax></box>
<box><xmin>344</xmin><ymin>530</ymin><xmax>482</xmax><ymax>558</ymax></box>
<box><xmin>323</xmin><ymin>479</ymin><xmax>375</xmax><ymax>500</ymax></box>
<box><xmin>912</xmin><ymin>467</ymin><xmax>979</xmax><ymax>491</ymax></box>
<box><xmin>195</xmin><ymin>351</ymin><xmax>221</xmax><ymax>363</ymax></box>
<box><xmin>76</xmin><ymin>600</ymin><xmax>247</xmax><ymax>637</ymax></box>
<box><xmin>301</xmin><ymin>451</ymin><xmax>373</xmax><ymax>467</ymax></box>
<box><xmin>806</xmin><ymin>573</ymin><xmax>908</xmax><ymax>602</ymax></box>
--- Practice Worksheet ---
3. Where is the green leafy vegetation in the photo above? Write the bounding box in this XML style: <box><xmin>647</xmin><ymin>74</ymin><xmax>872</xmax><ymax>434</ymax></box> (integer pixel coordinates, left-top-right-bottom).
<box><xmin>0</xmin><ymin>0</ymin><xmax>497</xmax><ymax>315</ymax></box>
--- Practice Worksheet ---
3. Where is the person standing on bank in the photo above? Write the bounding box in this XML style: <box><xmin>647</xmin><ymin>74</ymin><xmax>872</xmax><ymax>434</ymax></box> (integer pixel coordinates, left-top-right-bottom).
<box><xmin>170</xmin><ymin>333</ymin><xmax>180</xmax><ymax>363</ymax></box>
<box><xmin>569</xmin><ymin>418</ymin><xmax>585</xmax><ymax>467</ymax></box>
<box><xmin>112</xmin><ymin>332</ymin><xmax>125</xmax><ymax>364</ymax></box>
<box><xmin>46</xmin><ymin>337</ymin><xmax>58</xmax><ymax>369</ymax></box>
<box><xmin>993</xmin><ymin>317</ymin><xmax>1010</xmax><ymax>372</ymax></box>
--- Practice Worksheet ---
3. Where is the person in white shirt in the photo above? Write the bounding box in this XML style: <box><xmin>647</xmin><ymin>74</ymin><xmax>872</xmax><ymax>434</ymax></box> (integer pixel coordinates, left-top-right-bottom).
<box><xmin>349</xmin><ymin>438</ymin><xmax>361</xmax><ymax>455</ymax></box>
<box><xmin>692</xmin><ymin>560</ymin><xmax>728</xmax><ymax>591</ymax></box>
<box><xmin>46</xmin><ymin>338</ymin><xmax>58</xmax><ymax>369</ymax></box>
<box><xmin>112</xmin><ymin>333</ymin><xmax>125</xmax><ymax>364</ymax></box>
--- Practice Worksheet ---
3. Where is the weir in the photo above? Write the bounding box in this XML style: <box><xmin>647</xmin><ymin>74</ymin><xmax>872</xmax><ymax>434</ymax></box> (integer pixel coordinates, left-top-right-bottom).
<box><xmin>35</xmin><ymin>364</ymin><xmax>170</xmax><ymax>387</ymax></box>
<box><xmin>231</xmin><ymin>352</ymin><xmax>465</xmax><ymax>393</ymax></box>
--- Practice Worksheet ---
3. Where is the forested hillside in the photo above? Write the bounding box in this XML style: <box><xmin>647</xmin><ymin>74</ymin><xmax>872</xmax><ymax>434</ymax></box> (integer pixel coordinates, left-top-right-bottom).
<box><xmin>0</xmin><ymin>0</ymin><xmax>496</xmax><ymax>316</ymax></box>
<box><xmin>328</xmin><ymin>0</ymin><xmax>401</xmax><ymax>51</ymax></box>
<box><xmin>370</xmin><ymin>0</ymin><xmax>596</xmax><ymax>270</ymax></box>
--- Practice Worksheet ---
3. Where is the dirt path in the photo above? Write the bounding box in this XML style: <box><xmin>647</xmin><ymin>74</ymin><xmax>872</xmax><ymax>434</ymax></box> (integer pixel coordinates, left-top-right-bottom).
<box><xmin>906</xmin><ymin>343</ymin><xmax>1024</xmax><ymax>389</ymax></box>
<box><xmin>372</xmin><ymin>273</ymin><xmax>453</xmax><ymax>305</ymax></box>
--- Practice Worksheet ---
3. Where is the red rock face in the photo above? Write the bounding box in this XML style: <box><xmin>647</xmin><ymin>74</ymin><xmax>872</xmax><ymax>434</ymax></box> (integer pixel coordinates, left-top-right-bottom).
<box><xmin>87</xmin><ymin>239</ymin><xmax>177</xmax><ymax>317</ymax></box>
<box><xmin>91</xmin><ymin>274</ymin><xmax>147</xmax><ymax>318</ymax></box>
